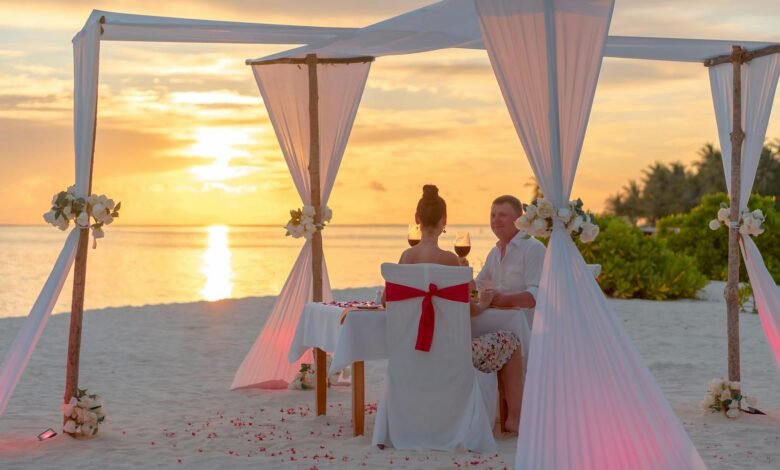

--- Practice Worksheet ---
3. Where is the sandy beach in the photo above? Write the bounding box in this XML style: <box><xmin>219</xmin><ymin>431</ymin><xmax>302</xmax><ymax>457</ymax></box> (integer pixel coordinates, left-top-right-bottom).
<box><xmin>0</xmin><ymin>282</ymin><xmax>777</xmax><ymax>469</ymax></box>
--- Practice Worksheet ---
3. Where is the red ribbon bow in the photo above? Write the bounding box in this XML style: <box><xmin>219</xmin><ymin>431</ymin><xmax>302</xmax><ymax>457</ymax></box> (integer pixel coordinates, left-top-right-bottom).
<box><xmin>384</xmin><ymin>281</ymin><xmax>470</xmax><ymax>351</ymax></box>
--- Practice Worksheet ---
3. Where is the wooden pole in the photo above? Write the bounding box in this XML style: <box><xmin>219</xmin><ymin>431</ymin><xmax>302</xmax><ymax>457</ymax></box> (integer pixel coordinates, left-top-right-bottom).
<box><xmin>351</xmin><ymin>361</ymin><xmax>365</xmax><ymax>436</ymax></box>
<box><xmin>306</xmin><ymin>53</ymin><xmax>327</xmax><ymax>416</ymax></box>
<box><xmin>726</xmin><ymin>45</ymin><xmax>744</xmax><ymax>382</ymax></box>
<box><xmin>64</xmin><ymin>96</ymin><xmax>98</xmax><ymax>411</ymax></box>
<box><xmin>64</xmin><ymin>231</ymin><xmax>90</xmax><ymax>409</ymax></box>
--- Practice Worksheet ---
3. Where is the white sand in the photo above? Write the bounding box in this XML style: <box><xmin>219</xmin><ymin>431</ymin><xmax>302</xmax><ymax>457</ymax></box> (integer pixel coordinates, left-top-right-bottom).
<box><xmin>0</xmin><ymin>282</ymin><xmax>777</xmax><ymax>469</ymax></box>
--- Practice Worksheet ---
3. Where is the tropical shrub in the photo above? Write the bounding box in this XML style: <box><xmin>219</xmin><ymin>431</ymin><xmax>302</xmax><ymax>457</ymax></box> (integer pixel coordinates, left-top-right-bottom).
<box><xmin>657</xmin><ymin>193</ymin><xmax>780</xmax><ymax>283</ymax></box>
<box><xmin>576</xmin><ymin>216</ymin><xmax>707</xmax><ymax>299</ymax></box>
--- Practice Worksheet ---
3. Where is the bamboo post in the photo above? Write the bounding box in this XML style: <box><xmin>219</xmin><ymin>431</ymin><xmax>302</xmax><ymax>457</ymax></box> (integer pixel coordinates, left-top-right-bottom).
<box><xmin>306</xmin><ymin>53</ymin><xmax>328</xmax><ymax>416</ymax></box>
<box><xmin>725</xmin><ymin>45</ymin><xmax>744</xmax><ymax>382</ymax></box>
<box><xmin>64</xmin><ymin>70</ymin><xmax>99</xmax><ymax>412</ymax></box>
<box><xmin>64</xmin><ymin>229</ymin><xmax>91</xmax><ymax>410</ymax></box>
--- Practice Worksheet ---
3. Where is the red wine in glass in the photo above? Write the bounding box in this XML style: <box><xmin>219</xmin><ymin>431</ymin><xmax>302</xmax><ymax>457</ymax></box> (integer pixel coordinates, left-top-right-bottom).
<box><xmin>407</xmin><ymin>224</ymin><xmax>421</xmax><ymax>247</ymax></box>
<box><xmin>454</xmin><ymin>231</ymin><xmax>471</xmax><ymax>259</ymax></box>
<box><xmin>454</xmin><ymin>245</ymin><xmax>471</xmax><ymax>257</ymax></box>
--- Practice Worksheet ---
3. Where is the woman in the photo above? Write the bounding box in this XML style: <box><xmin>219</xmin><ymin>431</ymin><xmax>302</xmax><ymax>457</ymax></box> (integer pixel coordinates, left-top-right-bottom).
<box><xmin>396</xmin><ymin>184</ymin><xmax>524</xmax><ymax>433</ymax></box>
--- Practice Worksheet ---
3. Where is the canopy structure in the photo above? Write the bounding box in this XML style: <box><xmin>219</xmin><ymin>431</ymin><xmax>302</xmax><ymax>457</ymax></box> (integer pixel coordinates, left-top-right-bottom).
<box><xmin>0</xmin><ymin>1</ymin><xmax>778</xmax><ymax>468</ymax></box>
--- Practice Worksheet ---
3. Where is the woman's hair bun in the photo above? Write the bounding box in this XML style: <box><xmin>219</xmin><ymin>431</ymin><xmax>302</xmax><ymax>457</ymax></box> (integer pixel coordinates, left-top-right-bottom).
<box><xmin>422</xmin><ymin>184</ymin><xmax>439</xmax><ymax>202</ymax></box>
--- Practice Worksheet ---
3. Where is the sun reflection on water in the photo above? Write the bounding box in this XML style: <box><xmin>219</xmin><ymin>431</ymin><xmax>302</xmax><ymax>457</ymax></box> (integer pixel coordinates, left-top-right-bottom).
<box><xmin>201</xmin><ymin>225</ymin><xmax>233</xmax><ymax>301</ymax></box>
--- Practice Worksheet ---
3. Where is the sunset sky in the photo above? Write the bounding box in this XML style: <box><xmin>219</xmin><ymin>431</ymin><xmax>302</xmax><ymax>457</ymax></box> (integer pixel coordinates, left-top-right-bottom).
<box><xmin>0</xmin><ymin>0</ymin><xmax>778</xmax><ymax>226</ymax></box>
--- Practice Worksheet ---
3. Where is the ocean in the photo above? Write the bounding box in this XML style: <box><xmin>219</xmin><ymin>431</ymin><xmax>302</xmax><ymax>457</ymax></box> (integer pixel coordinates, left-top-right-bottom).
<box><xmin>0</xmin><ymin>225</ymin><xmax>497</xmax><ymax>318</ymax></box>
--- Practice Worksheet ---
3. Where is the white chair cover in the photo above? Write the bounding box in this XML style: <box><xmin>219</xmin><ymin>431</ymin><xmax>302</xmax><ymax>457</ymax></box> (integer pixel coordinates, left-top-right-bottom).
<box><xmin>372</xmin><ymin>263</ymin><xmax>497</xmax><ymax>453</ymax></box>
<box><xmin>709</xmin><ymin>54</ymin><xmax>780</xmax><ymax>370</ymax></box>
<box><xmin>475</xmin><ymin>1</ymin><xmax>707</xmax><ymax>468</ymax></box>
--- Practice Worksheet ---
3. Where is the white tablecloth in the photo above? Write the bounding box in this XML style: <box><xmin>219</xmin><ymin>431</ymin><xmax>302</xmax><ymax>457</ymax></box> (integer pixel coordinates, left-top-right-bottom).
<box><xmin>288</xmin><ymin>303</ymin><xmax>532</xmax><ymax>374</ymax></box>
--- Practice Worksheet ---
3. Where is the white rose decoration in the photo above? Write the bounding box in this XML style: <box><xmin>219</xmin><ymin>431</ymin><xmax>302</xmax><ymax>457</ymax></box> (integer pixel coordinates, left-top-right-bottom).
<box><xmin>531</xmin><ymin>218</ymin><xmax>548</xmax><ymax>236</ymax></box>
<box><xmin>725</xmin><ymin>408</ymin><xmax>739</xmax><ymax>419</ymax></box>
<box><xmin>301</xmin><ymin>370</ymin><xmax>316</xmax><ymax>389</ymax></box>
<box><xmin>720</xmin><ymin>389</ymin><xmax>731</xmax><ymax>401</ymax></box>
<box><xmin>580</xmin><ymin>222</ymin><xmax>600</xmax><ymax>243</ymax></box>
<box><xmin>56</xmin><ymin>214</ymin><xmax>69</xmax><ymax>231</ymax></box>
<box><xmin>567</xmin><ymin>215</ymin><xmax>584</xmax><ymax>232</ymax></box>
<box><xmin>514</xmin><ymin>215</ymin><xmax>531</xmax><ymax>230</ymax></box>
<box><xmin>43</xmin><ymin>210</ymin><xmax>57</xmax><ymax>225</ymax></box>
<box><xmin>92</xmin><ymin>203</ymin><xmax>106</xmax><ymax>218</ymax></box>
<box><xmin>730</xmin><ymin>381</ymin><xmax>741</xmax><ymax>391</ymax></box>
<box><xmin>302</xmin><ymin>223</ymin><xmax>317</xmax><ymax>240</ymax></box>
<box><xmin>557</xmin><ymin>208</ymin><xmax>571</xmax><ymax>220</ymax></box>
<box><xmin>525</xmin><ymin>204</ymin><xmax>538</xmax><ymax>218</ymax></box>
<box><xmin>717</xmin><ymin>207</ymin><xmax>730</xmax><ymax>223</ymax></box>
<box><xmin>63</xmin><ymin>419</ymin><xmax>78</xmax><ymax>434</ymax></box>
<box><xmin>85</xmin><ymin>411</ymin><xmax>98</xmax><ymax>426</ymax></box>
<box><xmin>537</xmin><ymin>199</ymin><xmax>555</xmax><ymax>218</ymax></box>
<box><xmin>322</xmin><ymin>206</ymin><xmax>333</xmax><ymax>223</ymax></box>
<box><xmin>708</xmin><ymin>219</ymin><xmax>721</xmax><ymax>231</ymax></box>
<box><xmin>302</xmin><ymin>205</ymin><xmax>316</xmax><ymax>217</ymax></box>
<box><xmin>288</xmin><ymin>223</ymin><xmax>304</xmax><ymax>238</ymax></box>
<box><xmin>751</xmin><ymin>209</ymin><xmax>763</xmax><ymax>219</ymax></box>
<box><xmin>76</xmin><ymin>211</ymin><xmax>90</xmax><ymax>227</ymax></box>
<box><xmin>61</xmin><ymin>397</ymin><xmax>78</xmax><ymax>417</ymax></box>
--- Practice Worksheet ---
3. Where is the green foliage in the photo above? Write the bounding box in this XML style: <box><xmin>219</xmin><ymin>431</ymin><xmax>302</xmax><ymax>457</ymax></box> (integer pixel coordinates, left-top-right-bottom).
<box><xmin>657</xmin><ymin>193</ymin><xmax>780</xmax><ymax>283</ymax></box>
<box><xmin>607</xmin><ymin>140</ymin><xmax>780</xmax><ymax>224</ymax></box>
<box><xmin>576</xmin><ymin>216</ymin><xmax>707</xmax><ymax>299</ymax></box>
<box><xmin>738</xmin><ymin>282</ymin><xmax>757</xmax><ymax>314</ymax></box>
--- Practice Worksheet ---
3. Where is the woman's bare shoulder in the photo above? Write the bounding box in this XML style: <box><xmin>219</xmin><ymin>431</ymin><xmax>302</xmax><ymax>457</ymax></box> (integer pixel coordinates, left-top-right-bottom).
<box><xmin>439</xmin><ymin>250</ymin><xmax>461</xmax><ymax>267</ymax></box>
<box><xmin>398</xmin><ymin>248</ymin><xmax>414</xmax><ymax>264</ymax></box>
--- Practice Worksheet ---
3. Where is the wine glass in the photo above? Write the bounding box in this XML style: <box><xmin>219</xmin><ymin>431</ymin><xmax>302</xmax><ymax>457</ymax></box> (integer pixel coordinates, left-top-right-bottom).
<box><xmin>454</xmin><ymin>231</ymin><xmax>471</xmax><ymax>258</ymax></box>
<box><xmin>407</xmin><ymin>223</ymin><xmax>421</xmax><ymax>247</ymax></box>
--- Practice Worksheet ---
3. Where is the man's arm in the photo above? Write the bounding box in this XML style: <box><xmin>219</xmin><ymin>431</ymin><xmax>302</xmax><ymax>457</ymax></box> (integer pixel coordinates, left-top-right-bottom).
<box><xmin>491</xmin><ymin>291</ymin><xmax>536</xmax><ymax>309</ymax></box>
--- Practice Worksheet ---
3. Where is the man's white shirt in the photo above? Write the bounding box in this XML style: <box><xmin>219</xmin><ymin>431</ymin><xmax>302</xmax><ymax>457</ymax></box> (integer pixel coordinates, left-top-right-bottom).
<box><xmin>476</xmin><ymin>231</ymin><xmax>546</xmax><ymax>303</ymax></box>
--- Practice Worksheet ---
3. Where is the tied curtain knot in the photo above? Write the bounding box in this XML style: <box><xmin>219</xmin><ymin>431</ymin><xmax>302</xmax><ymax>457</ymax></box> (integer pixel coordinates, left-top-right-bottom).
<box><xmin>385</xmin><ymin>281</ymin><xmax>470</xmax><ymax>351</ymax></box>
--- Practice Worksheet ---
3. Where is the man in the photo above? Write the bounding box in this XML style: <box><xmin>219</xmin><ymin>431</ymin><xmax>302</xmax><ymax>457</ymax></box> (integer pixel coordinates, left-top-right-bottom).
<box><xmin>476</xmin><ymin>195</ymin><xmax>546</xmax><ymax>325</ymax></box>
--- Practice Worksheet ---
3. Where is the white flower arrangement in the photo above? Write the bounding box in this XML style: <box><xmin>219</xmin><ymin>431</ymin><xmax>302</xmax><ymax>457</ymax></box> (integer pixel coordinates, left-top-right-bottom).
<box><xmin>700</xmin><ymin>378</ymin><xmax>757</xmax><ymax>419</ymax></box>
<box><xmin>43</xmin><ymin>185</ymin><xmax>121</xmax><ymax>247</ymax></box>
<box><xmin>285</xmin><ymin>205</ymin><xmax>332</xmax><ymax>239</ymax></box>
<box><xmin>514</xmin><ymin>198</ymin><xmax>599</xmax><ymax>243</ymax></box>
<box><xmin>709</xmin><ymin>203</ymin><xmax>765</xmax><ymax>237</ymax></box>
<box><xmin>61</xmin><ymin>388</ymin><xmax>106</xmax><ymax>437</ymax></box>
<box><xmin>288</xmin><ymin>356</ymin><xmax>344</xmax><ymax>390</ymax></box>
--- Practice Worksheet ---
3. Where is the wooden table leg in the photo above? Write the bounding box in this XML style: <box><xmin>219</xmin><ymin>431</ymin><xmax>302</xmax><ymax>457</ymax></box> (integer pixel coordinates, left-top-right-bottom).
<box><xmin>352</xmin><ymin>361</ymin><xmax>365</xmax><ymax>436</ymax></box>
<box><xmin>315</xmin><ymin>348</ymin><xmax>327</xmax><ymax>416</ymax></box>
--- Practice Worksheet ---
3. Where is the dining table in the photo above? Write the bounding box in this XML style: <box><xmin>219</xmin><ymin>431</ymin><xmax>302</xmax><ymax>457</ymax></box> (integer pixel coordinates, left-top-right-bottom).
<box><xmin>288</xmin><ymin>301</ymin><xmax>532</xmax><ymax>436</ymax></box>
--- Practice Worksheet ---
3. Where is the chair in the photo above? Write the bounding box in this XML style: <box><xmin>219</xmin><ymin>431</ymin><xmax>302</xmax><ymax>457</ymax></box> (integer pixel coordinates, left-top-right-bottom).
<box><xmin>372</xmin><ymin>263</ymin><xmax>498</xmax><ymax>453</ymax></box>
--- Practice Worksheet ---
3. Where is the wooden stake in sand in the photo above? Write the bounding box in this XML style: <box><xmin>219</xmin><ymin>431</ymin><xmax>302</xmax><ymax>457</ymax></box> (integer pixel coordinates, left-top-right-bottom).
<box><xmin>725</xmin><ymin>46</ymin><xmax>744</xmax><ymax>382</ymax></box>
<box><xmin>305</xmin><ymin>53</ymin><xmax>328</xmax><ymax>416</ymax></box>
<box><xmin>64</xmin><ymin>92</ymin><xmax>99</xmax><ymax>414</ymax></box>
<box><xmin>703</xmin><ymin>43</ymin><xmax>780</xmax><ymax>381</ymax></box>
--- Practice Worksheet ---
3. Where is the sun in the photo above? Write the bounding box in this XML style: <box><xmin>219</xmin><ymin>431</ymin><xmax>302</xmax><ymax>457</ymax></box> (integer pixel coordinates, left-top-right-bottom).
<box><xmin>185</xmin><ymin>127</ymin><xmax>257</xmax><ymax>182</ymax></box>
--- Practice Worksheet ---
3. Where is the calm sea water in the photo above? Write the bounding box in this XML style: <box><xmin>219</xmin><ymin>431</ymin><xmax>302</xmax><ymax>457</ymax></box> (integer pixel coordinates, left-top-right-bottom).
<box><xmin>0</xmin><ymin>225</ymin><xmax>497</xmax><ymax>318</ymax></box>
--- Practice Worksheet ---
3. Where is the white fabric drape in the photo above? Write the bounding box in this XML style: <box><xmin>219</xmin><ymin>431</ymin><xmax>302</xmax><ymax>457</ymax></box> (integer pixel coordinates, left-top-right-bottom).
<box><xmin>0</xmin><ymin>22</ymin><xmax>101</xmax><ymax>417</ymax></box>
<box><xmin>475</xmin><ymin>1</ymin><xmax>707</xmax><ymax>468</ymax></box>
<box><xmin>253</xmin><ymin>0</ymin><xmax>776</xmax><ymax>63</ymax></box>
<box><xmin>231</xmin><ymin>60</ymin><xmax>370</xmax><ymax>389</ymax></box>
<box><xmin>709</xmin><ymin>54</ymin><xmax>780</xmax><ymax>370</ymax></box>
